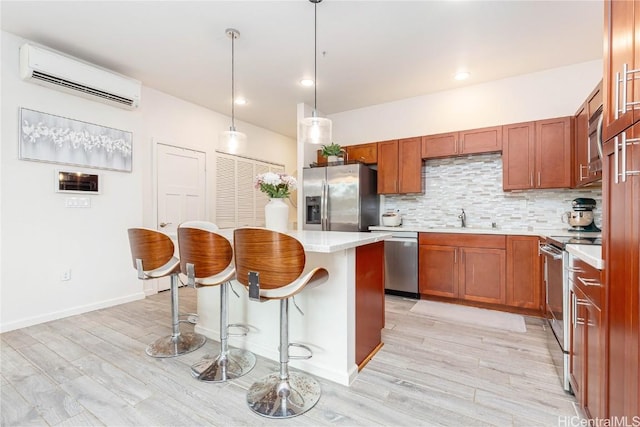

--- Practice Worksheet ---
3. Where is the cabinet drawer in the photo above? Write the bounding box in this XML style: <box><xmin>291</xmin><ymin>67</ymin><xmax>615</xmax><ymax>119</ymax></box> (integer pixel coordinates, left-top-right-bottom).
<box><xmin>419</xmin><ymin>233</ymin><xmax>505</xmax><ymax>249</ymax></box>
<box><xmin>569</xmin><ymin>257</ymin><xmax>603</xmax><ymax>308</ymax></box>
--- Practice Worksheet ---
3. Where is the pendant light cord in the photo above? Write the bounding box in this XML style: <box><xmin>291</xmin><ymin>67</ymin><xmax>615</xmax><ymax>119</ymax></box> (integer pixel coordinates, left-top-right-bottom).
<box><xmin>231</xmin><ymin>31</ymin><xmax>236</xmax><ymax>131</ymax></box>
<box><xmin>313</xmin><ymin>0</ymin><xmax>318</xmax><ymax>117</ymax></box>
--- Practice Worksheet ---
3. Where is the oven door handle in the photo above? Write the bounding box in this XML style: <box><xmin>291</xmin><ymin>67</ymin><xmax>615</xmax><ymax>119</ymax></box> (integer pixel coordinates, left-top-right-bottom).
<box><xmin>539</xmin><ymin>244</ymin><xmax>563</xmax><ymax>260</ymax></box>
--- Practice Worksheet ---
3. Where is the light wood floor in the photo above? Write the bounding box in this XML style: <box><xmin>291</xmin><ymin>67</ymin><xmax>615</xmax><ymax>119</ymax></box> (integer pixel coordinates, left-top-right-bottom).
<box><xmin>1</xmin><ymin>288</ymin><xmax>578</xmax><ymax>426</ymax></box>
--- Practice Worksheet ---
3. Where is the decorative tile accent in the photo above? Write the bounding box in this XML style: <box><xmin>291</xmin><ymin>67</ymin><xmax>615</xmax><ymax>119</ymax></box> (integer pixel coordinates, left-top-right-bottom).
<box><xmin>384</xmin><ymin>154</ymin><xmax>602</xmax><ymax>231</ymax></box>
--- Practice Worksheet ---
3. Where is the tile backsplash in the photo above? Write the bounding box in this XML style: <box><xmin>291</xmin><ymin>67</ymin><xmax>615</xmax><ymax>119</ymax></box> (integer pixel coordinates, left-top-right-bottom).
<box><xmin>383</xmin><ymin>153</ymin><xmax>602</xmax><ymax>231</ymax></box>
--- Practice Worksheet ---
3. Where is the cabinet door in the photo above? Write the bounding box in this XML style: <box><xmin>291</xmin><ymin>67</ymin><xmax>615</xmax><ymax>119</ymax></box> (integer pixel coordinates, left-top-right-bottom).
<box><xmin>377</xmin><ymin>140</ymin><xmax>398</xmax><ymax>194</ymax></box>
<box><xmin>419</xmin><ymin>245</ymin><xmax>457</xmax><ymax>298</ymax></box>
<box><xmin>535</xmin><ymin>117</ymin><xmax>572</xmax><ymax>189</ymax></box>
<box><xmin>398</xmin><ymin>137</ymin><xmax>423</xmax><ymax>193</ymax></box>
<box><xmin>502</xmin><ymin>122</ymin><xmax>535</xmax><ymax>190</ymax></box>
<box><xmin>316</xmin><ymin>149</ymin><xmax>328</xmax><ymax>165</ymax></box>
<box><xmin>574</xmin><ymin>102</ymin><xmax>590</xmax><ymax>187</ymax></box>
<box><xmin>604</xmin><ymin>123</ymin><xmax>640</xmax><ymax>418</ymax></box>
<box><xmin>505</xmin><ymin>236</ymin><xmax>542</xmax><ymax>310</ymax></box>
<box><xmin>458</xmin><ymin>247</ymin><xmax>506</xmax><ymax>305</ymax></box>
<box><xmin>346</xmin><ymin>143</ymin><xmax>377</xmax><ymax>164</ymax></box>
<box><xmin>459</xmin><ymin>126</ymin><xmax>502</xmax><ymax>155</ymax></box>
<box><xmin>585</xmin><ymin>297</ymin><xmax>604</xmax><ymax>420</ymax></box>
<box><xmin>421</xmin><ymin>132</ymin><xmax>458</xmax><ymax>159</ymax></box>
<box><xmin>603</xmin><ymin>0</ymin><xmax>638</xmax><ymax>141</ymax></box>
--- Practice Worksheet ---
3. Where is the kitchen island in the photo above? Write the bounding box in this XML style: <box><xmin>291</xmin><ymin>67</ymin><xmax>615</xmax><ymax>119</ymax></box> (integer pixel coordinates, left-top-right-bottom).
<box><xmin>194</xmin><ymin>229</ymin><xmax>391</xmax><ymax>386</ymax></box>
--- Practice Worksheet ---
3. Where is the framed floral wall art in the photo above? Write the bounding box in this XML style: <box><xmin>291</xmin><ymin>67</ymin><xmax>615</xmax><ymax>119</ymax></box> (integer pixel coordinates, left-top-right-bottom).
<box><xmin>19</xmin><ymin>108</ymin><xmax>133</xmax><ymax>172</ymax></box>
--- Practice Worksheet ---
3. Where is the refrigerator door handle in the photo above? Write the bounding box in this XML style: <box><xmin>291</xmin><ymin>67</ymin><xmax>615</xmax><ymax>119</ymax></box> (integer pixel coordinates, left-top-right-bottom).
<box><xmin>321</xmin><ymin>181</ymin><xmax>328</xmax><ymax>231</ymax></box>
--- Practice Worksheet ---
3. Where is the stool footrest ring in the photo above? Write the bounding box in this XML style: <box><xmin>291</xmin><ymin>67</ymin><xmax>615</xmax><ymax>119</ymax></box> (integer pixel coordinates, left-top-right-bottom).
<box><xmin>228</xmin><ymin>323</ymin><xmax>250</xmax><ymax>337</ymax></box>
<box><xmin>288</xmin><ymin>343</ymin><xmax>313</xmax><ymax>360</ymax></box>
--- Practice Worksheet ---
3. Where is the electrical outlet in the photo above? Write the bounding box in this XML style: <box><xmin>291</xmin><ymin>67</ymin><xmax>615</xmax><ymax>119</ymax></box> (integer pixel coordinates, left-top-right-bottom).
<box><xmin>61</xmin><ymin>269</ymin><xmax>71</xmax><ymax>281</ymax></box>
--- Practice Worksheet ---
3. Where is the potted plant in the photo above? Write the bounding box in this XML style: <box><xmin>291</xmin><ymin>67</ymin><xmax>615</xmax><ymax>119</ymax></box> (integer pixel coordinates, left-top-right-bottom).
<box><xmin>321</xmin><ymin>143</ymin><xmax>342</xmax><ymax>163</ymax></box>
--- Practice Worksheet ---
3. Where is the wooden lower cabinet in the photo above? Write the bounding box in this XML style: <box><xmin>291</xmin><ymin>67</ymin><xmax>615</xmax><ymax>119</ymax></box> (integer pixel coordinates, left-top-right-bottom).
<box><xmin>419</xmin><ymin>233</ymin><xmax>543</xmax><ymax>313</ymax></box>
<box><xmin>355</xmin><ymin>241</ymin><xmax>385</xmax><ymax>366</ymax></box>
<box><xmin>419</xmin><ymin>233</ymin><xmax>506</xmax><ymax>305</ymax></box>
<box><xmin>569</xmin><ymin>276</ymin><xmax>604</xmax><ymax>420</ymax></box>
<box><xmin>458</xmin><ymin>247</ymin><xmax>505</xmax><ymax>305</ymax></box>
<box><xmin>505</xmin><ymin>235</ymin><xmax>542</xmax><ymax>310</ymax></box>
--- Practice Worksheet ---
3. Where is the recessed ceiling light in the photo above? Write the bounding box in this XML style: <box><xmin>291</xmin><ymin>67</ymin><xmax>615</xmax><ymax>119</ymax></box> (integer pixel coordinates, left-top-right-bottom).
<box><xmin>454</xmin><ymin>71</ymin><xmax>470</xmax><ymax>81</ymax></box>
<box><xmin>300</xmin><ymin>79</ymin><xmax>314</xmax><ymax>87</ymax></box>
<box><xmin>234</xmin><ymin>97</ymin><xmax>247</xmax><ymax>105</ymax></box>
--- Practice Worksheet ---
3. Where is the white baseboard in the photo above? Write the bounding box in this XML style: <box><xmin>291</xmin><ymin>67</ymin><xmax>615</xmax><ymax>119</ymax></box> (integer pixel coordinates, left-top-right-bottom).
<box><xmin>0</xmin><ymin>292</ymin><xmax>146</xmax><ymax>333</ymax></box>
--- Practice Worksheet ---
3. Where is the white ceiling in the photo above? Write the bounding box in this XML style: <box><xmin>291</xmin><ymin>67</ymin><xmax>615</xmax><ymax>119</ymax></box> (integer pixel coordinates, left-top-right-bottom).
<box><xmin>1</xmin><ymin>1</ymin><xmax>603</xmax><ymax>138</ymax></box>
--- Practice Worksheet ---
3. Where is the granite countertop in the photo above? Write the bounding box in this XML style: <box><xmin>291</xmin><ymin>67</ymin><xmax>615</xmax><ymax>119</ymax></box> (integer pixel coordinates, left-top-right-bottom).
<box><xmin>215</xmin><ymin>228</ymin><xmax>392</xmax><ymax>254</ymax></box>
<box><xmin>566</xmin><ymin>244</ymin><xmax>604</xmax><ymax>270</ymax></box>
<box><xmin>369</xmin><ymin>225</ymin><xmax>599</xmax><ymax>239</ymax></box>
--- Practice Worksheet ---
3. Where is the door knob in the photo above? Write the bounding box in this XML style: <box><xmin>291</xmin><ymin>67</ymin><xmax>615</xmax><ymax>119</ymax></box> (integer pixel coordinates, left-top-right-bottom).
<box><xmin>159</xmin><ymin>222</ymin><xmax>172</xmax><ymax>228</ymax></box>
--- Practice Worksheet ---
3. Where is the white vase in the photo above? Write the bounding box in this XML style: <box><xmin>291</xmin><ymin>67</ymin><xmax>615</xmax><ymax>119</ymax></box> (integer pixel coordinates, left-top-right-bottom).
<box><xmin>265</xmin><ymin>198</ymin><xmax>289</xmax><ymax>232</ymax></box>
<box><xmin>327</xmin><ymin>155</ymin><xmax>338</xmax><ymax>163</ymax></box>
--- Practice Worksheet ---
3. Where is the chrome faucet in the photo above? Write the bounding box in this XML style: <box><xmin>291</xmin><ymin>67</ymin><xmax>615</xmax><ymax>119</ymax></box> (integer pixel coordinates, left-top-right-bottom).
<box><xmin>458</xmin><ymin>209</ymin><xmax>466</xmax><ymax>228</ymax></box>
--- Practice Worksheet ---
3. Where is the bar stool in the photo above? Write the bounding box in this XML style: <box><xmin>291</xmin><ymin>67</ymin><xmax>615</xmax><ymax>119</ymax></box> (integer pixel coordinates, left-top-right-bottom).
<box><xmin>127</xmin><ymin>228</ymin><xmax>206</xmax><ymax>357</ymax></box>
<box><xmin>177</xmin><ymin>221</ymin><xmax>256</xmax><ymax>382</ymax></box>
<box><xmin>233</xmin><ymin>228</ymin><xmax>329</xmax><ymax>418</ymax></box>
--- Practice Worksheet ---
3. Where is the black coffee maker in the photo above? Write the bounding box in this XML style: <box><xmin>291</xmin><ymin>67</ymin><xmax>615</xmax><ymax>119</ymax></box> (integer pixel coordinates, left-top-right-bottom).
<box><xmin>566</xmin><ymin>198</ymin><xmax>601</xmax><ymax>232</ymax></box>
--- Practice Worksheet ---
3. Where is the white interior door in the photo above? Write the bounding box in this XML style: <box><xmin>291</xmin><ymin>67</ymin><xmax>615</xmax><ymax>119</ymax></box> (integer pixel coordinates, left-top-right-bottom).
<box><xmin>157</xmin><ymin>143</ymin><xmax>206</xmax><ymax>291</ymax></box>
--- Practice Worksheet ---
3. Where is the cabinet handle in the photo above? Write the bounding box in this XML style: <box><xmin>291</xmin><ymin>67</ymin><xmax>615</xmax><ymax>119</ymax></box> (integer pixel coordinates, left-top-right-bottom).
<box><xmin>454</xmin><ymin>249</ymin><xmax>457</xmax><ymax>264</ymax></box>
<box><xmin>567</xmin><ymin>266</ymin><xmax>585</xmax><ymax>274</ymax></box>
<box><xmin>615</xmin><ymin>71</ymin><xmax>621</xmax><ymax>119</ymax></box>
<box><xmin>578</xmin><ymin>276</ymin><xmax>602</xmax><ymax>287</ymax></box>
<box><xmin>537</xmin><ymin>172</ymin><xmax>541</xmax><ymax>187</ymax></box>
<box><xmin>579</xmin><ymin>164</ymin><xmax>588</xmax><ymax>181</ymax></box>
<box><xmin>614</xmin><ymin>135</ymin><xmax>619</xmax><ymax>184</ymax></box>
<box><xmin>623</xmin><ymin>135</ymin><xmax>640</xmax><ymax>180</ymax></box>
<box><xmin>459</xmin><ymin>138</ymin><xmax>464</xmax><ymax>153</ymax></box>
<box><xmin>622</xmin><ymin>64</ymin><xmax>628</xmax><ymax>115</ymax></box>
<box><xmin>454</xmin><ymin>139</ymin><xmax>458</xmax><ymax>154</ymax></box>
<box><xmin>530</xmin><ymin>173</ymin><xmax>533</xmax><ymax>187</ymax></box>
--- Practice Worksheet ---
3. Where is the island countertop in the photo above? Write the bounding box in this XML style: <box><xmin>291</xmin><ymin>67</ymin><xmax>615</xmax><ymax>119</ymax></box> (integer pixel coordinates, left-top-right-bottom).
<box><xmin>216</xmin><ymin>229</ymin><xmax>393</xmax><ymax>253</ymax></box>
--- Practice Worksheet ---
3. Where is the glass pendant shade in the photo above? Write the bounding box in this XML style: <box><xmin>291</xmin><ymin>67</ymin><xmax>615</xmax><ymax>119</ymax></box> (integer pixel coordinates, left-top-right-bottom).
<box><xmin>300</xmin><ymin>115</ymin><xmax>332</xmax><ymax>145</ymax></box>
<box><xmin>219</xmin><ymin>128</ymin><xmax>247</xmax><ymax>154</ymax></box>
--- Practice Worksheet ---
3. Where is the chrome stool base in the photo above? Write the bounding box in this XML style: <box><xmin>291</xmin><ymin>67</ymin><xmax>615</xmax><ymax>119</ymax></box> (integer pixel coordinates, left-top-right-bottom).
<box><xmin>247</xmin><ymin>372</ymin><xmax>321</xmax><ymax>418</ymax></box>
<box><xmin>191</xmin><ymin>348</ymin><xmax>256</xmax><ymax>382</ymax></box>
<box><xmin>145</xmin><ymin>332</ymin><xmax>206</xmax><ymax>358</ymax></box>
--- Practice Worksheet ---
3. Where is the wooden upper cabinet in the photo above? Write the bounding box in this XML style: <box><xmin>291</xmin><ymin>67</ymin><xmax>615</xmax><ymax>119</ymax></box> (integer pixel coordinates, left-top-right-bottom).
<box><xmin>398</xmin><ymin>137</ymin><xmax>423</xmax><ymax>193</ymax></box>
<box><xmin>316</xmin><ymin>149</ymin><xmax>327</xmax><ymax>165</ymax></box>
<box><xmin>536</xmin><ymin>117</ymin><xmax>573</xmax><ymax>189</ymax></box>
<box><xmin>421</xmin><ymin>126</ymin><xmax>502</xmax><ymax>159</ymax></box>
<box><xmin>574</xmin><ymin>102</ymin><xmax>590</xmax><ymax>187</ymax></box>
<box><xmin>377</xmin><ymin>138</ymin><xmax>423</xmax><ymax>194</ymax></box>
<box><xmin>459</xmin><ymin>126</ymin><xmax>502</xmax><ymax>155</ymax></box>
<box><xmin>345</xmin><ymin>143</ymin><xmax>377</xmax><ymax>164</ymax></box>
<box><xmin>503</xmin><ymin>117</ymin><xmax>573</xmax><ymax>190</ymax></box>
<box><xmin>502</xmin><ymin>121</ymin><xmax>535</xmax><ymax>190</ymax></box>
<box><xmin>603</xmin><ymin>0</ymin><xmax>640</xmax><ymax>142</ymax></box>
<box><xmin>421</xmin><ymin>132</ymin><xmax>457</xmax><ymax>158</ymax></box>
<box><xmin>377</xmin><ymin>140</ymin><xmax>399</xmax><ymax>194</ymax></box>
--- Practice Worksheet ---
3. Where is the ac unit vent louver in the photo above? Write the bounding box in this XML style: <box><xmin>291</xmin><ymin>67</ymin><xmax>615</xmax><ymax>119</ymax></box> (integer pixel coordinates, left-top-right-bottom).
<box><xmin>20</xmin><ymin>43</ymin><xmax>141</xmax><ymax>110</ymax></box>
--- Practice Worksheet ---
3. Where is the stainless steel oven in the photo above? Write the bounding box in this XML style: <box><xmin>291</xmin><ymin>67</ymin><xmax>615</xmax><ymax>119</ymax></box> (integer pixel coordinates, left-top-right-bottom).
<box><xmin>540</xmin><ymin>235</ymin><xmax>601</xmax><ymax>393</ymax></box>
<box><xmin>540</xmin><ymin>239</ymin><xmax>571</xmax><ymax>392</ymax></box>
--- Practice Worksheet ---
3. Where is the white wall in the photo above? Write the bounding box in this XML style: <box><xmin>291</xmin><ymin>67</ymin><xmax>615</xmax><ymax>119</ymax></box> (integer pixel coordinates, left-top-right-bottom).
<box><xmin>0</xmin><ymin>31</ymin><xmax>296</xmax><ymax>332</ymax></box>
<box><xmin>329</xmin><ymin>60</ymin><xmax>603</xmax><ymax>145</ymax></box>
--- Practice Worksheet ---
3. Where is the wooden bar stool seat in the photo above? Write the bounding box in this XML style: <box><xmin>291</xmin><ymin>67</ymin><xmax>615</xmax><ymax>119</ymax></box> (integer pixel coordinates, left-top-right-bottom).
<box><xmin>127</xmin><ymin>228</ymin><xmax>206</xmax><ymax>358</ymax></box>
<box><xmin>178</xmin><ymin>221</ymin><xmax>256</xmax><ymax>382</ymax></box>
<box><xmin>233</xmin><ymin>227</ymin><xmax>329</xmax><ymax>418</ymax></box>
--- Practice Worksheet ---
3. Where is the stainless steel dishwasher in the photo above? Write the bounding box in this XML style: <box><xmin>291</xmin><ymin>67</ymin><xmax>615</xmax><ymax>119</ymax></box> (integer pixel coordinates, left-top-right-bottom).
<box><xmin>384</xmin><ymin>231</ymin><xmax>419</xmax><ymax>298</ymax></box>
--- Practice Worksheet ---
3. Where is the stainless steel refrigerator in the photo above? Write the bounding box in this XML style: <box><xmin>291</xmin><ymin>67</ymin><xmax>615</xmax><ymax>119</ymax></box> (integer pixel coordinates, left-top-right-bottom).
<box><xmin>302</xmin><ymin>163</ymin><xmax>379</xmax><ymax>231</ymax></box>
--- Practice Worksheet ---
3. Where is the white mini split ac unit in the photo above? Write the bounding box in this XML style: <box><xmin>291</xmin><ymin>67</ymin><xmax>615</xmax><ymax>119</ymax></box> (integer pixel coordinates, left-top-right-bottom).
<box><xmin>19</xmin><ymin>43</ymin><xmax>141</xmax><ymax>110</ymax></box>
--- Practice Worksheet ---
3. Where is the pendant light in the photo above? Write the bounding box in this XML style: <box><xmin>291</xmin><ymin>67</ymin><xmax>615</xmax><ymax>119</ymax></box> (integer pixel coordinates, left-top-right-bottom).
<box><xmin>219</xmin><ymin>28</ymin><xmax>246</xmax><ymax>154</ymax></box>
<box><xmin>300</xmin><ymin>0</ymin><xmax>332</xmax><ymax>145</ymax></box>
